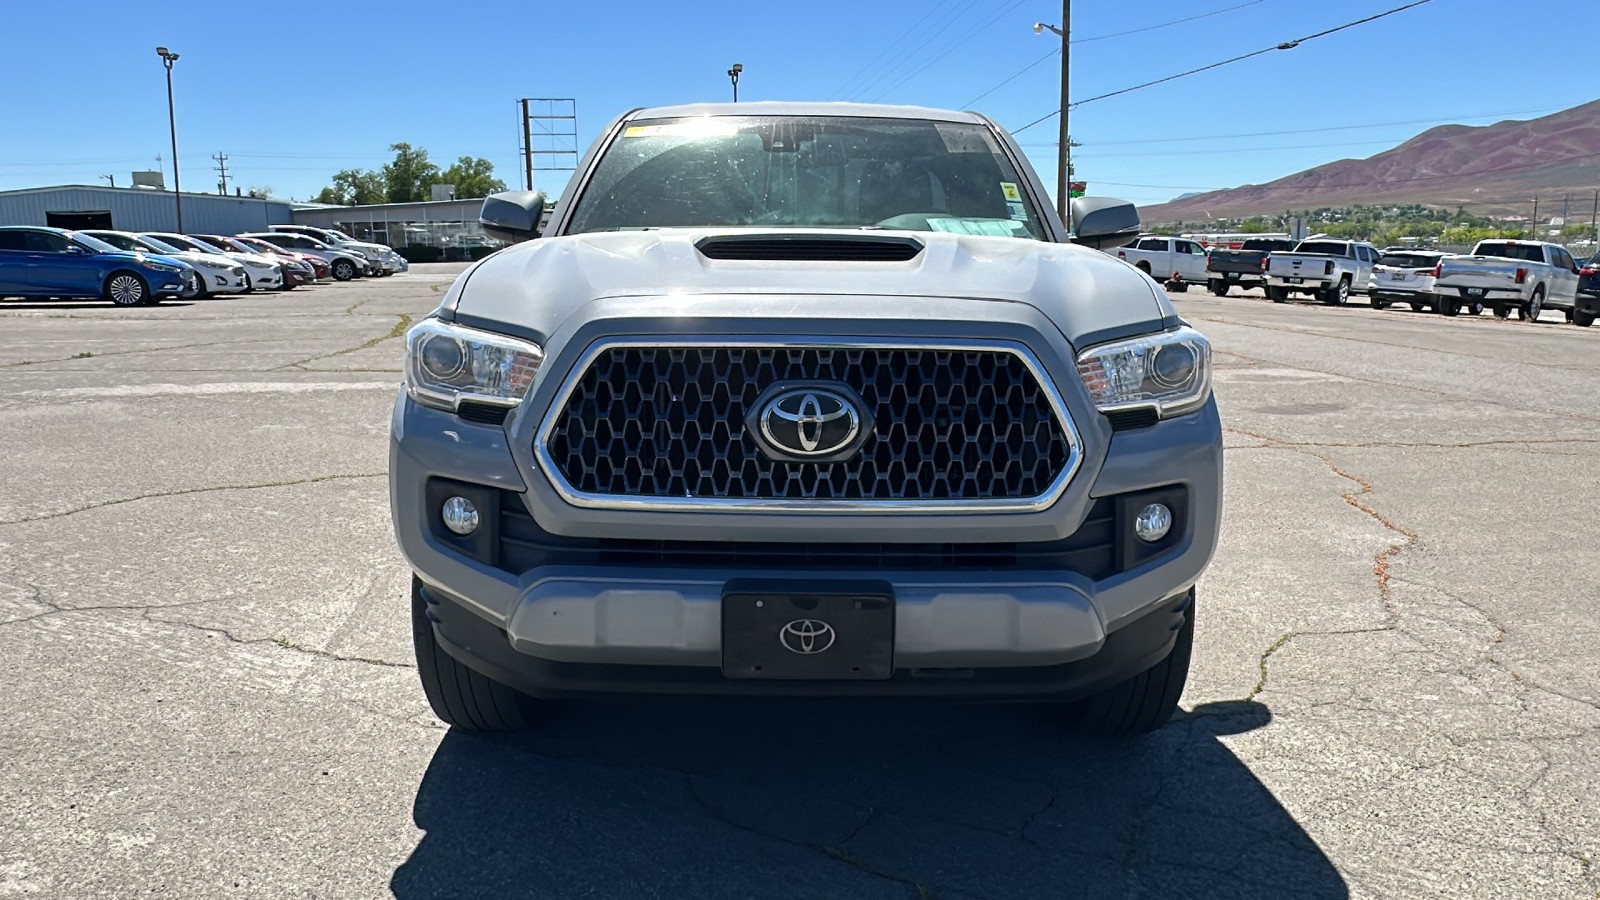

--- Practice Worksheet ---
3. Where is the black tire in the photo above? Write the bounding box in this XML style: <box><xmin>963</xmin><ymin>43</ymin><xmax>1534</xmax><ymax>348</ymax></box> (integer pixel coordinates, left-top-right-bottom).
<box><xmin>332</xmin><ymin>258</ymin><xmax>357</xmax><ymax>281</ymax></box>
<box><xmin>1208</xmin><ymin>280</ymin><xmax>1230</xmax><ymax>297</ymax></box>
<box><xmin>1168</xmin><ymin>281</ymin><xmax>1189</xmax><ymax>293</ymax></box>
<box><xmin>1493</xmin><ymin>303</ymin><xmax>1510</xmax><ymax>319</ymax></box>
<box><xmin>411</xmin><ymin>576</ymin><xmax>532</xmax><ymax>732</ymax></box>
<box><xmin>1267</xmin><ymin>286</ymin><xmax>1290</xmax><ymax>303</ymax></box>
<box><xmin>1441</xmin><ymin>299</ymin><xmax>1461</xmax><ymax>317</ymax></box>
<box><xmin>1469</xmin><ymin>302</ymin><xmax>1484</xmax><ymax>316</ymax></box>
<box><xmin>1575</xmin><ymin>308</ymin><xmax>1595</xmax><ymax>328</ymax></box>
<box><xmin>242</xmin><ymin>274</ymin><xmax>254</xmax><ymax>294</ymax></box>
<box><xmin>104</xmin><ymin>271</ymin><xmax>148</xmax><ymax>307</ymax></box>
<box><xmin>1371</xmin><ymin>298</ymin><xmax>1390</xmax><ymax>310</ymax></box>
<box><xmin>1067</xmin><ymin>594</ymin><xmax>1194</xmax><ymax>736</ymax></box>
<box><xmin>1522</xmin><ymin>286</ymin><xmax>1545</xmax><ymax>322</ymax></box>
<box><xmin>1321</xmin><ymin>277</ymin><xmax>1350</xmax><ymax>306</ymax></box>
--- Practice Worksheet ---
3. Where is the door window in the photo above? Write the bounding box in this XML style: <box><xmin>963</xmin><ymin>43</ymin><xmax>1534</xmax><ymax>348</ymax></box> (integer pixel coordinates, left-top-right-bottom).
<box><xmin>23</xmin><ymin>231</ymin><xmax>72</xmax><ymax>253</ymax></box>
<box><xmin>0</xmin><ymin>232</ymin><xmax>27</xmax><ymax>251</ymax></box>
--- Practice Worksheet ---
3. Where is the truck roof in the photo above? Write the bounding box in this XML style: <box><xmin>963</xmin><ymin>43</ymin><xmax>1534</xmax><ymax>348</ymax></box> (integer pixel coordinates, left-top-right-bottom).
<box><xmin>626</xmin><ymin>101</ymin><xmax>989</xmax><ymax>125</ymax></box>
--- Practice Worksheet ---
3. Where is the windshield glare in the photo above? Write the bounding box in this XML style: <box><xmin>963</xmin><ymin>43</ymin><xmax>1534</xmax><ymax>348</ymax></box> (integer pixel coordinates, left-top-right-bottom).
<box><xmin>69</xmin><ymin>232</ymin><xmax>123</xmax><ymax>254</ymax></box>
<box><xmin>567</xmin><ymin>116</ymin><xmax>1047</xmax><ymax>240</ymax></box>
<box><xmin>85</xmin><ymin>232</ymin><xmax>140</xmax><ymax>251</ymax></box>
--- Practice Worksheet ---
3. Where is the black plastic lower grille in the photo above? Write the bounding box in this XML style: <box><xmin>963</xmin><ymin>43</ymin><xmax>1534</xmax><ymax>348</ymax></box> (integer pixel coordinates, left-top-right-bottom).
<box><xmin>495</xmin><ymin>491</ymin><xmax>1119</xmax><ymax>577</ymax></box>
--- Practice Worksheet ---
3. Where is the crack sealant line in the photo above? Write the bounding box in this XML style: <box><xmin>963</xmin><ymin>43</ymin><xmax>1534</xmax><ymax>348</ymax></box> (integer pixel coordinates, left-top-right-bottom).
<box><xmin>0</xmin><ymin>472</ymin><xmax>385</xmax><ymax>526</ymax></box>
<box><xmin>274</xmin><ymin>312</ymin><xmax>414</xmax><ymax>371</ymax></box>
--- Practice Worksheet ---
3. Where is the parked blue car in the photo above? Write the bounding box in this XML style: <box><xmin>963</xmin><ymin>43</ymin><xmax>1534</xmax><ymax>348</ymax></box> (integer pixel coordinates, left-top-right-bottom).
<box><xmin>0</xmin><ymin>226</ymin><xmax>195</xmax><ymax>306</ymax></box>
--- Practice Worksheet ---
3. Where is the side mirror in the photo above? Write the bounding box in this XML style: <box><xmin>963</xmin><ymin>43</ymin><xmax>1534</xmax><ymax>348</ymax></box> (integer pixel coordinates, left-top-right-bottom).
<box><xmin>1069</xmin><ymin>197</ymin><xmax>1141</xmax><ymax>250</ymax></box>
<box><xmin>65</xmin><ymin>244</ymin><xmax>91</xmax><ymax>255</ymax></box>
<box><xmin>480</xmin><ymin>190</ymin><xmax>547</xmax><ymax>244</ymax></box>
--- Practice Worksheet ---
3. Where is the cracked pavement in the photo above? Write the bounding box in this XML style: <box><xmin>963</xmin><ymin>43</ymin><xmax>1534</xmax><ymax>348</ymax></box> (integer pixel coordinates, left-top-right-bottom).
<box><xmin>1</xmin><ymin>269</ymin><xmax>1597</xmax><ymax>898</ymax></box>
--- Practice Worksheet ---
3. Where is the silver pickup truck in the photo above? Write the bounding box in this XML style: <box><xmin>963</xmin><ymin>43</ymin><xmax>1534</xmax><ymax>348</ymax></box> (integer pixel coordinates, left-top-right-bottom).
<box><xmin>1433</xmin><ymin>239</ymin><xmax>1581</xmax><ymax>321</ymax></box>
<box><xmin>391</xmin><ymin>102</ymin><xmax>1221</xmax><ymax>736</ymax></box>
<box><xmin>1264</xmin><ymin>239</ymin><xmax>1380</xmax><ymax>305</ymax></box>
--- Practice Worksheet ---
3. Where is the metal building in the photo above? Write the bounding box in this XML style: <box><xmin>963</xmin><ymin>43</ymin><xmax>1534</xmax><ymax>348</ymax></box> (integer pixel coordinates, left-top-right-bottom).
<box><xmin>0</xmin><ymin>185</ymin><xmax>294</xmax><ymax>233</ymax></box>
<box><xmin>289</xmin><ymin>197</ymin><xmax>490</xmax><ymax>249</ymax></box>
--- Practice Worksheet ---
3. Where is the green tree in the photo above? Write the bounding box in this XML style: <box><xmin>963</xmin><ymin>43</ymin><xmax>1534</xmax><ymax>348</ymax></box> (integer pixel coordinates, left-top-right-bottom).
<box><xmin>383</xmin><ymin>143</ymin><xmax>441</xmax><ymax>203</ymax></box>
<box><xmin>315</xmin><ymin>168</ymin><xmax>386</xmax><ymax>205</ymax></box>
<box><xmin>439</xmin><ymin>156</ymin><xmax>507</xmax><ymax>199</ymax></box>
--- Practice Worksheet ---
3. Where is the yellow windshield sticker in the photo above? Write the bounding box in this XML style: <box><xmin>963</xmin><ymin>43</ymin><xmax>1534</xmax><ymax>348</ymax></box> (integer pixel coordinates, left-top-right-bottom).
<box><xmin>1000</xmin><ymin>182</ymin><xmax>1022</xmax><ymax>202</ymax></box>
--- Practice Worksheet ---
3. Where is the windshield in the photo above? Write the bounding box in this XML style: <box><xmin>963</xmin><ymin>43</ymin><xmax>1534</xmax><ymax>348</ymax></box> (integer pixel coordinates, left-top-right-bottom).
<box><xmin>136</xmin><ymin>235</ymin><xmax>184</xmax><ymax>254</ymax></box>
<box><xmin>236</xmin><ymin>237</ymin><xmax>281</xmax><ymax>254</ymax></box>
<box><xmin>566</xmin><ymin>116</ymin><xmax>1047</xmax><ymax>240</ymax></box>
<box><xmin>85</xmin><ymin>232</ymin><xmax>140</xmax><ymax>251</ymax></box>
<box><xmin>68</xmin><ymin>232</ymin><xmax>123</xmax><ymax>253</ymax></box>
<box><xmin>186</xmin><ymin>236</ymin><xmax>235</xmax><ymax>255</ymax></box>
<box><xmin>147</xmin><ymin>234</ymin><xmax>207</xmax><ymax>253</ymax></box>
<box><xmin>1475</xmin><ymin>242</ymin><xmax>1544</xmax><ymax>262</ymax></box>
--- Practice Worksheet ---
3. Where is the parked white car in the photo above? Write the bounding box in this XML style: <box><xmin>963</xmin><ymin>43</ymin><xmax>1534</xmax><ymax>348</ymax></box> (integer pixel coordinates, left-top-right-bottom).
<box><xmin>268</xmin><ymin>225</ymin><xmax>399</xmax><ymax>276</ymax></box>
<box><xmin>240</xmin><ymin>232</ymin><xmax>366</xmax><ymax>281</ymax></box>
<box><xmin>1265</xmin><ymin>239</ymin><xmax>1379</xmax><ymax>305</ymax></box>
<box><xmin>1111</xmin><ymin>234</ymin><xmax>1210</xmax><ymax>291</ymax></box>
<box><xmin>85</xmin><ymin>230</ymin><xmax>248</xmax><ymax>296</ymax></box>
<box><xmin>144</xmin><ymin>233</ymin><xmax>282</xmax><ymax>292</ymax></box>
<box><xmin>1433</xmin><ymin>239</ymin><xmax>1580</xmax><ymax>321</ymax></box>
<box><xmin>1367</xmin><ymin>250</ymin><xmax>1465</xmax><ymax>314</ymax></box>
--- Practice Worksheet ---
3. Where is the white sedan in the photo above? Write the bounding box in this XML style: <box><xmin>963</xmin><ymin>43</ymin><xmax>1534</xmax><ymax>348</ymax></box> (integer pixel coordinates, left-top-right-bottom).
<box><xmin>145</xmin><ymin>233</ymin><xmax>283</xmax><ymax>291</ymax></box>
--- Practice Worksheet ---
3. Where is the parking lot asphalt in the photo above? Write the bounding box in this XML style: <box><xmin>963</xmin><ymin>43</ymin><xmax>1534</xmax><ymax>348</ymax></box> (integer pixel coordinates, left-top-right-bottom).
<box><xmin>1</xmin><ymin>266</ymin><xmax>1597</xmax><ymax>899</ymax></box>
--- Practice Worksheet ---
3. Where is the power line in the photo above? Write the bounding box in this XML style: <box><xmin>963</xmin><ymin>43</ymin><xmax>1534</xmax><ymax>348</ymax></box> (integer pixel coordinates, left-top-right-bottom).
<box><xmin>1013</xmin><ymin>0</ymin><xmax>1436</xmax><ymax>134</ymax></box>
<box><xmin>1071</xmin><ymin>0</ymin><xmax>1269</xmax><ymax>44</ymax></box>
<box><xmin>848</xmin><ymin>0</ymin><xmax>983</xmax><ymax>101</ymax></box>
<box><xmin>962</xmin><ymin>48</ymin><xmax>1058</xmax><ymax>109</ymax></box>
<box><xmin>1041</xmin><ymin>106</ymin><xmax>1568</xmax><ymax>148</ymax></box>
<box><xmin>959</xmin><ymin>0</ymin><xmax>1268</xmax><ymax>112</ymax></box>
<box><xmin>869</xmin><ymin>0</ymin><xmax>1028</xmax><ymax>101</ymax></box>
<box><xmin>831</xmin><ymin>0</ymin><xmax>957</xmax><ymax>99</ymax></box>
<box><xmin>1063</xmin><ymin>138</ymin><xmax>1410</xmax><ymax>158</ymax></box>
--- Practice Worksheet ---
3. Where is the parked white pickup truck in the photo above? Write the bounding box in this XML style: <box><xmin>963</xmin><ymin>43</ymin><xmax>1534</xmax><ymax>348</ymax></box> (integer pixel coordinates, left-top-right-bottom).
<box><xmin>1264</xmin><ymin>239</ymin><xmax>1379</xmax><ymax>305</ymax></box>
<box><xmin>1113</xmin><ymin>235</ymin><xmax>1209</xmax><ymax>292</ymax></box>
<box><xmin>1432</xmin><ymin>239</ymin><xmax>1581</xmax><ymax>321</ymax></box>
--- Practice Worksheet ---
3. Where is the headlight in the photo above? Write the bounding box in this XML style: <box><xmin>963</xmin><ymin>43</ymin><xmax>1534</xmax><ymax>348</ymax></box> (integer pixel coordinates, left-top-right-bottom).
<box><xmin>405</xmin><ymin>319</ymin><xmax>544</xmax><ymax>411</ymax></box>
<box><xmin>197</xmin><ymin>259</ymin><xmax>231</xmax><ymax>270</ymax></box>
<box><xmin>144</xmin><ymin>262</ymin><xmax>181</xmax><ymax>273</ymax></box>
<box><xmin>1076</xmin><ymin>325</ymin><xmax>1211</xmax><ymax>418</ymax></box>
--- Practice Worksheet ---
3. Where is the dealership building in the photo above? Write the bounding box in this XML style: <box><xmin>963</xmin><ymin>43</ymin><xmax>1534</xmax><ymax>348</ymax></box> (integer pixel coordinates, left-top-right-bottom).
<box><xmin>0</xmin><ymin>185</ymin><xmax>501</xmax><ymax>258</ymax></box>
<box><xmin>0</xmin><ymin>185</ymin><xmax>294</xmax><ymax>234</ymax></box>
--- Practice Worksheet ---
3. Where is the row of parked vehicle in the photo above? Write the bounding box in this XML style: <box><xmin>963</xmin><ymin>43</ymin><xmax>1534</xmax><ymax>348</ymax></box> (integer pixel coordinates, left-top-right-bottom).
<box><xmin>1112</xmin><ymin>234</ymin><xmax>1600</xmax><ymax>327</ymax></box>
<box><xmin>0</xmin><ymin>224</ymin><xmax>409</xmax><ymax>306</ymax></box>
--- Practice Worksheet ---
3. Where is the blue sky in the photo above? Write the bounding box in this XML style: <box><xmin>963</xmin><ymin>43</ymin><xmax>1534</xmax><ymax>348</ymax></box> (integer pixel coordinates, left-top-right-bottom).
<box><xmin>2</xmin><ymin>0</ymin><xmax>1595</xmax><ymax>207</ymax></box>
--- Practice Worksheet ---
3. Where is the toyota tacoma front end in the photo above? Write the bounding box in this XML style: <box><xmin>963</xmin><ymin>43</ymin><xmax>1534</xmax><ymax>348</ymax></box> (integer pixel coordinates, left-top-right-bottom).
<box><xmin>391</xmin><ymin>102</ymin><xmax>1221</xmax><ymax>734</ymax></box>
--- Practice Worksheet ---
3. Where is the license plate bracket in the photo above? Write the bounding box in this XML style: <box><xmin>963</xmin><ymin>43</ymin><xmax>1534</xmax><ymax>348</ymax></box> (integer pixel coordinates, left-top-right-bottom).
<box><xmin>722</xmin><ymin>585</ymin><xmax>894</xmax><ymax>680</ymax></box>
<box><xmin>1287</xmin><ymin>277</ymin><xmax>1304</xmax><ymax>284</ymax></box>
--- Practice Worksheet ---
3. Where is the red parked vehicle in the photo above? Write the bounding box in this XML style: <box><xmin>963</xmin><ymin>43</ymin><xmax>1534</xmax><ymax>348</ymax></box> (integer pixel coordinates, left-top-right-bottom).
<box><xmin>231</xmin><ymin>235</ymin><xmax>332</xmax><ymax>285</ymax></box>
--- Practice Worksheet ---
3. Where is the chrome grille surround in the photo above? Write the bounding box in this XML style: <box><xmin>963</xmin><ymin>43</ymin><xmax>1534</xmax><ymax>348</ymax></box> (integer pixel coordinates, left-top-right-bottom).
<box><xmin>534</xmin><ymin>337</ymin><xmax>1083</xmax><ymax>514</ymax></box>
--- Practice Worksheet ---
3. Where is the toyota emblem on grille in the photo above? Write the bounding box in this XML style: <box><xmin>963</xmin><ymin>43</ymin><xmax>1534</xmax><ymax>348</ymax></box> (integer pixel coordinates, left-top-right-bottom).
<box><xmin>779</xmin><ymin>619</ymin><xmax>836</xmax><ymax>655</ymax></box>
<box><xmin>747</xmin><ymin>383</ymin><xmax>874</xmax><ymax>462</ymax></box>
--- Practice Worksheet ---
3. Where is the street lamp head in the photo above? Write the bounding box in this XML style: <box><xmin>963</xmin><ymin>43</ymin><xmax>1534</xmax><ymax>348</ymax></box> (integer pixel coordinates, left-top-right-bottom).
<box><xmin>156</xmin><ymin>46</ymin><xmax>168</xmax><ymax>56</ymax></box>
<box><xmin>1032</xmin><ymin>23</ymin><xmax>1043</xmax><ymax>33</ymax></box>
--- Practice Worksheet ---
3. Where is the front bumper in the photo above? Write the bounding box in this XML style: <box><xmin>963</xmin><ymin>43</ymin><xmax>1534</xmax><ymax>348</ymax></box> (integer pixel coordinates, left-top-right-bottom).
<box><xmin>246</xmin><ymin>268</ymin><xmax>284</xmax><ymax>289</ymax></box>
<box><xmin>391</xmin><ymin>386</ymin><xmax>1222</xmax><ymax>692</ymax></box>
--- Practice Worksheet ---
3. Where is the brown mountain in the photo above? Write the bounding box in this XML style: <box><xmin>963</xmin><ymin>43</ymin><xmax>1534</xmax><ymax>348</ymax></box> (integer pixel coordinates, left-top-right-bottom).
<box><xmin>1138</xmin><ymin>99</ymin><xmax>1600</xmax><ymax>224</ymax></box>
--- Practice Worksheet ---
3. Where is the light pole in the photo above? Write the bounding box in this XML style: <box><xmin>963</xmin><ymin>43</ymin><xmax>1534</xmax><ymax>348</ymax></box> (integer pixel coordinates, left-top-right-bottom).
<box><xmin>727</xmin><ymin>63</ymin><xmax>743</xmax><ymax>102</ymax></box>
<box><xmin>156</xmin><ymin>46</ymin><xmax>183</xmax><ymax>232</ymax></box>
<box><xmin>1034</xmin><ymin>6</ymin><xmax>1071</xmax><ymax>234</ymax></box>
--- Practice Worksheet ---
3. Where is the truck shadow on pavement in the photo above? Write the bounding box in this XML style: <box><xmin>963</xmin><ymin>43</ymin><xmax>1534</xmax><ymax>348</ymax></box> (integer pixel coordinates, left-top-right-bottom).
<box><xmin>392</xmin><ymin>699</ymin><xmax>1346</xmax><ymax>899</ymax></box>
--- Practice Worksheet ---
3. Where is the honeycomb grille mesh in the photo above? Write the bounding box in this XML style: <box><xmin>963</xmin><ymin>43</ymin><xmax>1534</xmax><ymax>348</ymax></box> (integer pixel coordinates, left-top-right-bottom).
<box><xmin>545</xmin><ymin>346</ymin><xmax>1072</xmax><ymax>501</ymax></box>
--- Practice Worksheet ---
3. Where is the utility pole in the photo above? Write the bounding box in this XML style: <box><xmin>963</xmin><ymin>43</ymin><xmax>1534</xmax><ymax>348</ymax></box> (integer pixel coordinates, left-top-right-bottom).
<box><xmin>213</xmin><ymin>152</ymin><xmax>230</xmax><ymax>195</ymax></box>
<box><xmin>1058</xmin><ymin>0</ymin><xmax>1070</xmax><ymax>234</ymax></box>
<box><xmin>156</xmin><ymin>47</ymin><xmax>183</xmax><ymax>232</ymax></box>
<box><xmin>1531</xmin><ymin>196</ymin><xmax>1539</xmax><ymax>240</ymax></box>
<box><xmin>1034</xmin><ymin>6</ymin><xmax>1071</xmax><ymax>232</ymax></box>
<box><xmin>1591</xmin><ymin>190</ymin><xmax>1598</xmax><ymax>253</ymax></box>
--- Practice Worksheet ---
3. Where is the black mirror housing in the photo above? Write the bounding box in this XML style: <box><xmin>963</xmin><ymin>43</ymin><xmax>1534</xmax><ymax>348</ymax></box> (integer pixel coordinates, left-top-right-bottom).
<box><xmin>480</xmin><ymin>191</ymin><xmax>548</xmax><ymax>244</ymax></box>
<box><xmin>1069</xmin><ymin>197</ymin><xmax>1141</xmax><ymax>250</ymax></box>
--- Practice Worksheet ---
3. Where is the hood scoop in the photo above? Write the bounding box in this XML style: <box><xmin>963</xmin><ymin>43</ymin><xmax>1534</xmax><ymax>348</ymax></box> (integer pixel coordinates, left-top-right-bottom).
<box><xmin>695</xmin><ymin>234</ymin><xmax>923</xmax><ymax>262</ymax></box>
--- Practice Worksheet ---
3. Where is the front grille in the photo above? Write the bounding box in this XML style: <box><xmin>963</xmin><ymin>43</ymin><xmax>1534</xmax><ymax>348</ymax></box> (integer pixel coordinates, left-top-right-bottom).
<box><xmin>496</xmin><ymin>490</ymin><xmax>1118</xmax><ymax>577</ymax></box>
<box><xmin>543</xmin><ymin>344</ymin><xmax>1074</xmax><ymax>504</ymax></box>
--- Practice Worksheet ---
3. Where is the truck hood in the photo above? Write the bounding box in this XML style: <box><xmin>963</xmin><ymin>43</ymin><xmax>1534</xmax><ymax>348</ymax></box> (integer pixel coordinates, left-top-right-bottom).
<box><xmin>446</xmin><ymin>229</ymin><xmax>1173</xmax><ymax>348</ymax></box>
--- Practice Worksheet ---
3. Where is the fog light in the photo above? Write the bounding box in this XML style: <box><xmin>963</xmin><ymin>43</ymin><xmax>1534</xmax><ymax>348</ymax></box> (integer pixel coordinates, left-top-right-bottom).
<box><xmin>441</xmin><ymin>496</ymin><xmax>479</xmax><ymax>535</ymax></box>
<box><xmin>1134</xmin><ymin>503</ymin><xmax>1172</xmax><ymax>542</ymax></box>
